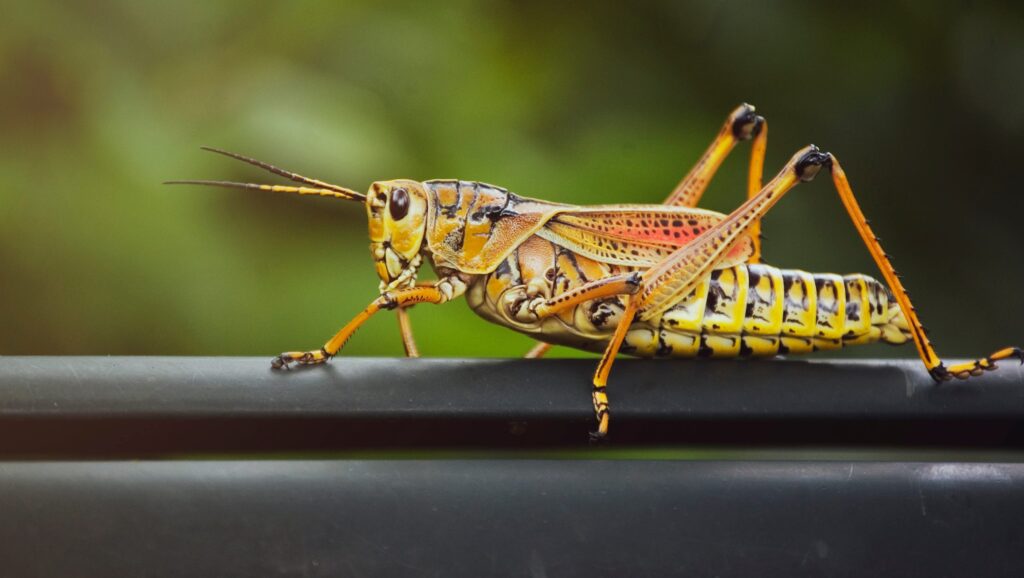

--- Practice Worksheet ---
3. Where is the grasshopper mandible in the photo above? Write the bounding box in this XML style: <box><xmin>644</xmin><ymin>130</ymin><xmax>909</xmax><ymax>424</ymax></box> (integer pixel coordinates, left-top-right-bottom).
<box><xmin>169</xmin><ymin>104</ymin><xmax>1022</xmax><ymax>438</ymax></box>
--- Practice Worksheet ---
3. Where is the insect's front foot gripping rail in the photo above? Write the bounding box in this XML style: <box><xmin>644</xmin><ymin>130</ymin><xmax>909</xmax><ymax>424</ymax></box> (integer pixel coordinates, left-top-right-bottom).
<box><xmin>271</xmin><ymin>280</ymin><xmax>464</xmax><ymax>370</ymax></box>
<box><xmin>169</xmin><ymin>104</ymin><xmax>1022</xmax><ymax>439</ymax></box>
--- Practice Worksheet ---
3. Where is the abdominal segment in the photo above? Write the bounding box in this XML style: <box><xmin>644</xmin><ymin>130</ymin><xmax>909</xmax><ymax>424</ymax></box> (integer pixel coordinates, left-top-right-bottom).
<box><xmin>464</xmin><ymin>236</ymin><xmax>911</xmax><ymax>358</ymax></box>
<box><xmin>634</xmin><ymin>265</ymin><xmax>910</xmax><ymax>358</ymax></box>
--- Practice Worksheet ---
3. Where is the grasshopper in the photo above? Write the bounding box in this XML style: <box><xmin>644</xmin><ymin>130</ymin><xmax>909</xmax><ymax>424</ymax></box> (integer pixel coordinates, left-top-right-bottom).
<box><xmin>169</xmin><ymin>104</ymin><xmax>1022</xmax><ymax>438</ymax></box>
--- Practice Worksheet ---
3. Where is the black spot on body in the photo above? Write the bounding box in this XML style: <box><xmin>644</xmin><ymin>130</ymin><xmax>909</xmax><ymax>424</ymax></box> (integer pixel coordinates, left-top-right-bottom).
<box><xmin>698</xmin><ymin>337</ymin><xmax>715</xmax><ymax>358</ymax></box>
<box><xmin>846</xmin><ymin>300</ymin><xmax>861</xmax><ymax>322</ymax></box>
<box><xmin>739</xmin><ymin>339</ymin><xmax>753</xmax><ymax>357</ymax></box>
<box><xmin>656</xmin><ymin>332</ymin><xmax>672</xmax><ymax>357</ymax></box>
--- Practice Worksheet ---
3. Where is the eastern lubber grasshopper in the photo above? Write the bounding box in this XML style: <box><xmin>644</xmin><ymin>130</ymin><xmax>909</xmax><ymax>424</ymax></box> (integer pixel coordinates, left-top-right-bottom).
<box><xmin>169</xmin><ymin>104</ymin><xmax>1022</xmax><ymax>438</ymax></box>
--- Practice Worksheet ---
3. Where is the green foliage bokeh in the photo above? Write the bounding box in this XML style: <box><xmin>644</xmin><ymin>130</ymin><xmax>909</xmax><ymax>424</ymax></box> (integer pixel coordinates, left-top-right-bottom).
<box><xmin>2</xmin><ymin>1</ymin><xmax>1022</xmax><ymax>359</ymax></box>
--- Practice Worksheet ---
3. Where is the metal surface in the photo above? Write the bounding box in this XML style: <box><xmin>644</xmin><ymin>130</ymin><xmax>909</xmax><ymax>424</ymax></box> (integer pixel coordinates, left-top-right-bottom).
<box><xmin>1</xmin><ymin>356</ymin><xmax>1023</xmax><ymax>453</ymax></box>
<box><xmin>2</xmin><ymin>357</ymin><xmax>1023</xmax><ymax>576</ymax></box>
<box><xmin>0</xmin><ymin>460</ymin><xmax>1022</xmax><ymax>578</ymax></box>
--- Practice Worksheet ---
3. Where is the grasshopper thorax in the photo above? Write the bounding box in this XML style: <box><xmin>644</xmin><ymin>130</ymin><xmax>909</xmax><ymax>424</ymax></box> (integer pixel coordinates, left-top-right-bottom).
<box><xmin>367</xmin><ymin>179</ymin><xmax>428</xmax><ymax>291</ymax></box>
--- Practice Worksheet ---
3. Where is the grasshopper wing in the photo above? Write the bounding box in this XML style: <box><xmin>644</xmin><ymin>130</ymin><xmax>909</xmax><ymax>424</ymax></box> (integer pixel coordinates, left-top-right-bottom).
<box><xmin>535</xmin><ymin>204</ymin><xmax>754</xmax><ymax>268</ymax></box>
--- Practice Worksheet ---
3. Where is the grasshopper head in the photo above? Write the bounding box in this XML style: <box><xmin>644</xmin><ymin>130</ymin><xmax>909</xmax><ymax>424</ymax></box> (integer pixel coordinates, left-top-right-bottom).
<box><xmin>165</xmin><ymin>149</ymin><xmax>429</xmax><ymax>291</ymax></box>
<box><xmin>367</xmin><ymin>180</ymin><xmax>429</xmax><ymax>290</ymax></box>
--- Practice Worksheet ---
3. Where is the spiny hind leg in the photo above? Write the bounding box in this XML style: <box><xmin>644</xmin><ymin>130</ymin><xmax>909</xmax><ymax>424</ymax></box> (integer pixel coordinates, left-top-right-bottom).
<box><xmin>523</xmin><ymin>105</ymin><xmax>767</xmax><ymax>358</ymax></box>
<box><xmin>272</xmin><ymin>279</ymin><xmax>464</xmax><ymax>369</ymax></box>
<box><xmin>587</xmin><ymin>148</ymin><xmax>825</xmax><ymax>438</ymax></box>
<box><xmin>825</xmin><ymin>158</ymin><xmax>1022</xmax><ymax>381</ymax></box>
<box><xmin>665</xmin><ymin>104</ymin><xmax>768</xmax><ymax>263</ymax></box>
<box><xmin>665</xmin><ymin>104</ymin><xmax>765</xmax><ymax>208</ymax></box>
<box><xmin>527</xmin><ymin>104</ymin><xmax>770</xmax><ymax>361</ymax></box>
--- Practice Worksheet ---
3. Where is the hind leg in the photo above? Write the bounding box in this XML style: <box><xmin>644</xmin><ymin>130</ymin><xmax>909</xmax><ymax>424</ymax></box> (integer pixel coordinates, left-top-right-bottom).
<box><xmin>590</xmin><ymin>146</ymin><xmax>825</xmax><ymax>438</ymax></box>
<box><xmin>825</xmin><ymin>158</ymin><xmax>1022</xmax><ymax>380</ymax></box>
<box><xmin>524</xmin><ymin>104</ymin><xmax>768</xmax><ymax>359</ymax></box>
<box><xmin>665</xmin><ymin>104</ymin><xmax>768</xmax><ymax>263</ymax></box>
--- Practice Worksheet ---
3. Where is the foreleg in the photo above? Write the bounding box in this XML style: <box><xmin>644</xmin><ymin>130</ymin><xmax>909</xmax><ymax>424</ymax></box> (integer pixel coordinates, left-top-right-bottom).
<box><xmin>272</xmin><ymin>277</ymin><xmax>466</xmax><ymax>369</ymax></box>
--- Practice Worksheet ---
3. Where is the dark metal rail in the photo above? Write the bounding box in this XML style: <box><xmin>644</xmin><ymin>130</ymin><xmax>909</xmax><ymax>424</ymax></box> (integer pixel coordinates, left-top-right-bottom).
<box><xmin>1</xmin><ymin>357</ymin><xmax>1023</xmax><ymax>576</ymax></box>
<box><xmin>1</xmin><ymin>356</ymin><xmax>1022</xmax><ymax>454</ymax></box>
<box><xmin>1</xmin><ymin>460</ymin><xmax>1022</xmax><ymax>577</ymax></box>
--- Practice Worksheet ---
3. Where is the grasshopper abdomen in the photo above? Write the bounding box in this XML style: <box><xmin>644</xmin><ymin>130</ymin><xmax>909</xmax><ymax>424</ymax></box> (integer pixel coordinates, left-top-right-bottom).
<box><xmin>466</xmin><ymin>237</ymin><xmax>910</xmax><ymax>359</ymax></box>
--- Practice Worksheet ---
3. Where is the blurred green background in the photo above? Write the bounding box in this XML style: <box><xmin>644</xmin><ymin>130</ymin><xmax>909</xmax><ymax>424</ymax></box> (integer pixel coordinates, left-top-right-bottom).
<box><xmin>2</xmin><ymin>1</ymin><xmax>1022</xmax><ymax>360</ymax></box>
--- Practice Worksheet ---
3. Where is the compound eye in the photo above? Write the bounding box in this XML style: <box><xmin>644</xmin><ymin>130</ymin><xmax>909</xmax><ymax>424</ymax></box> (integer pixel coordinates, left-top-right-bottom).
<box><xmin>389</xmin><ymin>188</ymin><xmax>410</xmax><ymax>221</ymax></box>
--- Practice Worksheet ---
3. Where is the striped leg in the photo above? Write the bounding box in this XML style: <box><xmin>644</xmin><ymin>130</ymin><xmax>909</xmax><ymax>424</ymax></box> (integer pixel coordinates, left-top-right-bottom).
<box><xmin>664</xmin><ymin>104</ymin><xmax>766</xmax><ymax>208</ymax></box>
<box><xmin>528</xmin><ymin>273</ymin><xmax>642</xmax><ymax>319</ymax></box>
<box><xmin>521</xmin><ymin>273</ymin><xmax>642</xmax><ymax>358</ymax></box>
<box><xmin>396</xmin><ymin>307</ymin><xmax>420</xmax><ymax>357</ymax></box>
<box><xmin>517</xmin><ymin>273</ymin><xmax>644</xmax><ymax>426</ymax></box>
<box><xmin>272</xmin><ymin>279</ymin><xmax>464</xmax><ymax>369</ymax></box>
<box><xmin>590</xmin><ymin>146</ymin><xmax>825</xmax><ymax>438</ymax></box>
<box><xmin>525</xmin><ymin>104</ymin><xmax>767</xmax><ymax>359</ymax></box>
<box><xmin>746</xmin><ymin>118</ymin><xmax>768</xmax><ymax>263</ymax></box>
<box><xmin>591</xmin><ymin>297</ymin><xmax>639</xmax><ymax>439</ymax></box>
<box><xmin>827</xmin><ymin>158</ymin><xmax>1023</xmax><ymax>381</ymax></box>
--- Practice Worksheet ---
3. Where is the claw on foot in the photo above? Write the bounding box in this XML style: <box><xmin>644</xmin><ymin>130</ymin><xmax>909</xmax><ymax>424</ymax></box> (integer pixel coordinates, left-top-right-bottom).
<box><xmin>928</xmin><ymin>364</ymin><xmax>951</xmax><ymax>382</ymax></box>
<box><xmin>929</xmin><ymin>346</ymin><xmax>1023</xmax><ymax>382</ymax></box>
<box><xmin>270</xmin><ymin>348</ymin><xmax>332</xmax><ymax>370</ymax></box>
<box><xmin>588</xmin><ymin>405</ymin><xmax>610</xmax><ymax>442</ymax></box>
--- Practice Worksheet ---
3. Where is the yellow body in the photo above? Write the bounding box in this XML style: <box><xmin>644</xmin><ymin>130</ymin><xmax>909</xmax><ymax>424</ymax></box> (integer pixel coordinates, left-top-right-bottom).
<box><xmin>465</xmin><ymin>234</ymin><xmax>911</xmax><ymax>358</ymax></box>
<box><xmin>358</xmin><ymin>177</ymin><xmax>907</xmax><ymax>358</ymax></box>
<box><xmin>360</xmin><ymin>177</ymin><xmax>912</xmax><ymax>358</ymax></box>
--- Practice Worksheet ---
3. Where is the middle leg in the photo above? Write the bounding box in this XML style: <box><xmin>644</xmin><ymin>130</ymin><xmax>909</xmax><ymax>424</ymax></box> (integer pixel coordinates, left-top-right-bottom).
<box><xmin>272</xmin><ymin>277</ymin><xmax>466</xmax><ymax>369</ymax></box>
<box><xmin>521</xmin><ymin>273</ymin><xmax>642</xmax><ymax>358</ymax></box>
